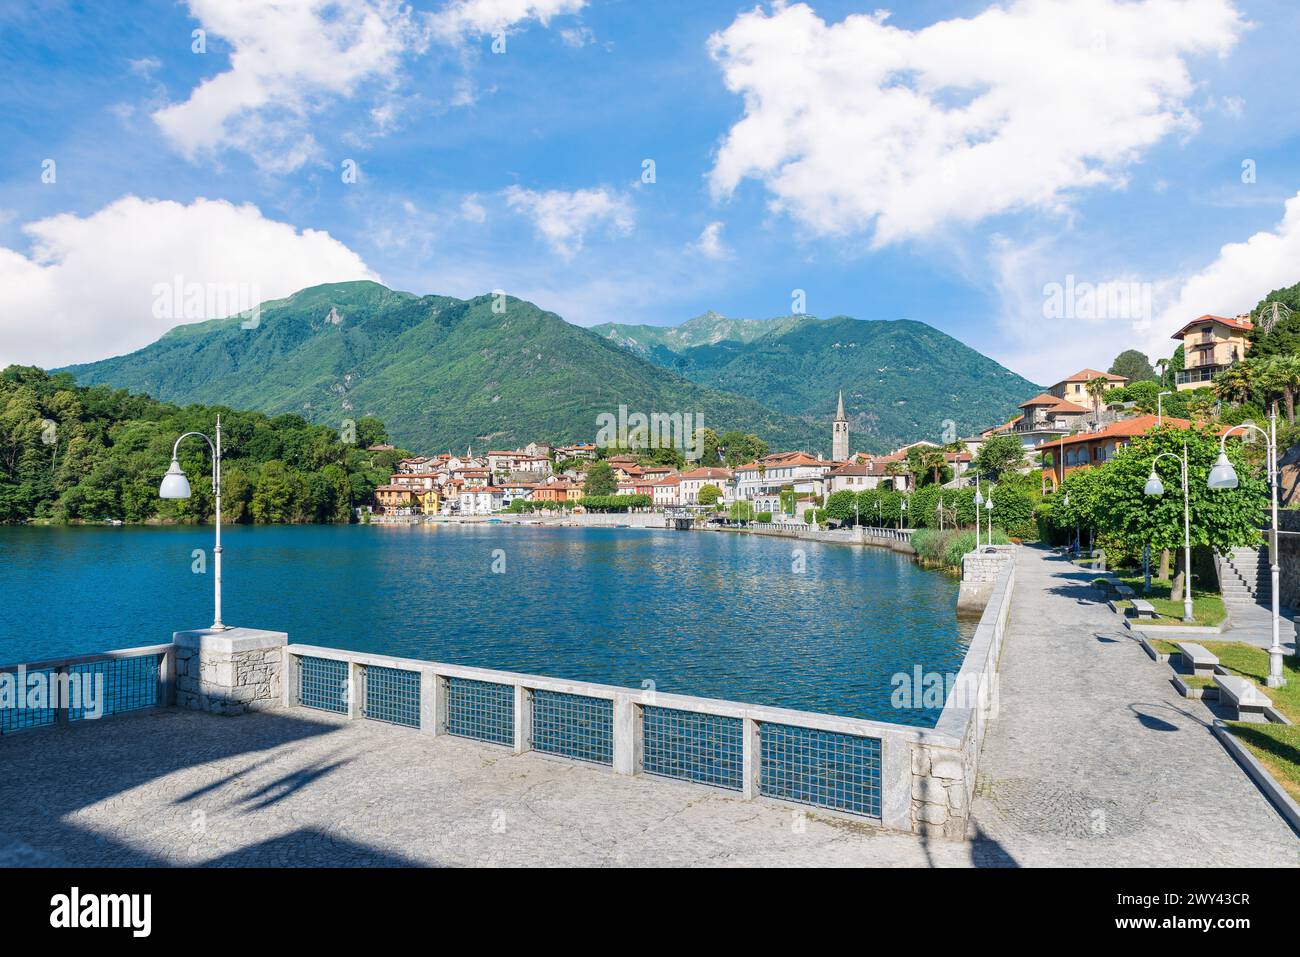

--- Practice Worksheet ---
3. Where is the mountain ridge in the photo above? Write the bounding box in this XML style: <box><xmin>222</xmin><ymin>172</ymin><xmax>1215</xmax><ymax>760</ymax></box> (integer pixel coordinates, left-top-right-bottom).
<box><xmin>61</xmin><ymin>281</ymin><xmax>1039</xmax><ymax>455</ymax></box>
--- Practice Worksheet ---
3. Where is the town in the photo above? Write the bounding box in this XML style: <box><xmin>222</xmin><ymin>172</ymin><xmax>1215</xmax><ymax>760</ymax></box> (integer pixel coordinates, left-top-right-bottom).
<box><xmin>368</xmin><ymin>311</ymin><xmax>1272</xmax><ymax>522</ymax></box>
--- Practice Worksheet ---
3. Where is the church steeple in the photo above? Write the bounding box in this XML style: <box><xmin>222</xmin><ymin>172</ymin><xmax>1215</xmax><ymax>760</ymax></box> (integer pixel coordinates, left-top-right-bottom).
<box><xmin>832</xmin><ymin>390</ymin><xmax>849</xmax><ymax>461</ymax></box>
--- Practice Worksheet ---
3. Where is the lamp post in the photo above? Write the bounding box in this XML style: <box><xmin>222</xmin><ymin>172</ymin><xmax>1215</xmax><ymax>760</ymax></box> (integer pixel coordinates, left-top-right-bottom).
<box><xmin>974</xmin><ymin>477</ymin><xmax>984</xmax><ymax>548</ymax></box>
<box><xmin>1208</xmin><ymin>406</ymin><xmax>1283</xmax><ymax>687</ymax></box>
<box><xmin>900</xmin><ymin>496</ymin><xmax>907</xmax><ymax>529</ymax></box>
<box><xmin>1143</xmin><ymin>441</ymin><xmax>1194</xmax><ymax>623</ymax></box>
<box><xmin>984</xmin><ymin>495</ymin><xmax>994</xmax><ymax>543</ymax></box>
<box><xmin>159</xmin><ymin>416</ymin><xmax>226</xmax><ymax>631</ymax></box>
<box><xmin>936</xmin><ymin>496</ymin><xmax>944</xmax><ymax>531</ymax></box>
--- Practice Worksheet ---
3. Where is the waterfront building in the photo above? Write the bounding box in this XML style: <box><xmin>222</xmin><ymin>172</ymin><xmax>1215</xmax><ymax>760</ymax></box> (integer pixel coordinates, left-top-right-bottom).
<box><xmin>374</xmin><ymin>484</ymin><xmax>417</xmax><ymax>514</ymax></box>
<box><xmin>1008</xmin><ymin>393</ymin><xmax>1092</xmax><ymax>450</ymax></box>
<box><xmin>677</xmin><ymin>467</ymin><xmax>733</xmax><ymax>507</ymax></box>
<box><xmin>1171</xmin><ymin>314</ymin><xmax>1253</xmax><ymax>390</ymax></box>
<box><xmin>458</xmin><ymin>487</ymin><xmax>504</xmax><ymax>515</ymax></box>
<box><xmin>651</xmin><ymin>474</ymin><xmax>680</xmax><ymax>507</ymax></box>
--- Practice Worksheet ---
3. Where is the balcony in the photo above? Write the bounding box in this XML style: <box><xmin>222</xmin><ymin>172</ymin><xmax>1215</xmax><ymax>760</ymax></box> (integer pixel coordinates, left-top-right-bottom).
<box><xmin>1175</xmin><ymin>365</ymin><xmax>1220</xmax><ymax>386</ymax></box>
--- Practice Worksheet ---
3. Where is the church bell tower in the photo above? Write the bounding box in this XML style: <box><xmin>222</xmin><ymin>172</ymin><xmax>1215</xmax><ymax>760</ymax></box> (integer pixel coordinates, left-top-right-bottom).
<box><xmin>832</xmin><ymin>390</ymin><xmax>849</xmax><ymax>461</ymax></box>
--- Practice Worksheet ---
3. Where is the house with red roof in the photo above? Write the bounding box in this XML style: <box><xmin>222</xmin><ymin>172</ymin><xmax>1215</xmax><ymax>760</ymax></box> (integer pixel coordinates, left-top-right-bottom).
<box><xmin>1035</xmin><ymin>414</ymin><xmax>1192</xmax><ymax>488</ymax></box>
<box><xmin>1171</xmin><ymin>314</ymin><xmax>1253</xmax><ymax>390</ymax></box>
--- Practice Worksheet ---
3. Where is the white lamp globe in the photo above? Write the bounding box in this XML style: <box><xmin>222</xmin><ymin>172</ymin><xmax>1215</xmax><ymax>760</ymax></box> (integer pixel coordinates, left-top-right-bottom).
<box><xmin>1143</xmin><ymin>471</ymin><xmax>1164</xmax><ymax>497</ymax></box>
<box><xmin>1207</xmin><ymin>452</ymin><xmax>1239</xmax><ymax>490</ymax></box>
<box><xmin>159</xmin><ymin>459</ymin><xmax>192</xmax><ymax>499</ymax></box>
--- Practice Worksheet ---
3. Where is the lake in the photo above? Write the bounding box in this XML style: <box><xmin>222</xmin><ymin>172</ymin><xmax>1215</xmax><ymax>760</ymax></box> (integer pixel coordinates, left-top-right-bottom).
<box><xmin>0</xmin><ymin>524</ymin><xmax>973</xmax><ymax>726</ymax></box>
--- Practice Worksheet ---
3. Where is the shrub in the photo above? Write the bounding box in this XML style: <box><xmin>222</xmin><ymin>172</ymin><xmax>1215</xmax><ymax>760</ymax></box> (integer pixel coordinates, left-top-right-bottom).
<box><xmin>756</xmin><ymin>511</ymin><xmax>773</xmax><ymax>523</ymax></box>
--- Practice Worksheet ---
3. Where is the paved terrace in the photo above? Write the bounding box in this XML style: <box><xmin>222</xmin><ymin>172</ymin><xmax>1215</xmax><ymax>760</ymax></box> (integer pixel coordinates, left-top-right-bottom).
<box><xmin>0</xmin><ymin>546</ymin><xmax>1296</xmax><ymax>867</ymax></box>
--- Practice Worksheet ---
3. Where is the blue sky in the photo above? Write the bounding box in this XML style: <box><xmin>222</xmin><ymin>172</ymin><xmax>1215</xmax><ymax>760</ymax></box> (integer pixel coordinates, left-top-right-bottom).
<box><xmin>3</xmin><ymin>0</ymin><xmax>1300</xmax><ymax>384</ymax></box>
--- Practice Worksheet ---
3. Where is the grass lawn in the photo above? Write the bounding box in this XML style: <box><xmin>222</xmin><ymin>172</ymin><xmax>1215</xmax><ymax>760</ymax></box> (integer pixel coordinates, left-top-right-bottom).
<box><xmin>1116</xmin><ymin>574</ymin><xmax>1226</xmax><ymax>627</ymax></box>
<box><xmin>1180</xmin><ymin>674</ymin><xmax>1216</xmax><ymax>691</ymax></box>
<box><xmin>1226</xmin><ymin>723</ymin><xmax>1300</xmax><ymax>803</ymax></box>
<box><xmin>1174</xmin><ymin>642</ymin><xmax>1300</xmax><ymax>804</ymax></box>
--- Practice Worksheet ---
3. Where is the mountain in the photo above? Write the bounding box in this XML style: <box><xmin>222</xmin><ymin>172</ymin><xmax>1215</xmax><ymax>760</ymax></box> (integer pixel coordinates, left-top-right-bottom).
<box><xmin>593</xmin><ymin>313</ymin><xmax>1039</xmax><ymax>449</ymax></box>
<box><xmin>61</xmin><ymin>282</ymin><xmax>825</xmax><ymax>454</ymax></box>
<box><xmin>591</xmin><ymin>311</ymin><xmax>807</xmax><ymax>356</ymax></box>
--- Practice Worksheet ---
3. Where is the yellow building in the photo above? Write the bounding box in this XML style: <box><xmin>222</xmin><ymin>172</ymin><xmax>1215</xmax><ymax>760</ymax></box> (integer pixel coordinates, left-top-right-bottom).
<box><xmin>417</xmin><ymin>488</ymin><xmax>440</xmax><ymax>515</ymax></box>
<box><xmin>1171</xmin><ymin>314</ymin><xmax>1254</xmax><ymax>390</ymax></box>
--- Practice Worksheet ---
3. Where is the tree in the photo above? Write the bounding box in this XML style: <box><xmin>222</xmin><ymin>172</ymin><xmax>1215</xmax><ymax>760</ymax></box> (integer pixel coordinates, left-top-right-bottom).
<box><xmin>824</xmin><ymin>489</ymin><xmax>858</xmax><ymax>525</ymax></box>
<box><xmin>972</xmin><ymin>433</ymin><xmax>1027</xmax><ymax>478</ymax></box>
<box><xmin>727</xmin><ymin>500</ymin><xmax>754</xmax><ymax>522</ymax></box>
<box><xmin>583</xmin><ymin>460</ymin><xmax>617</xmax><ymax>496</ymax></box>
<box><xmin>908</xmin><ymin>445</ymin><xmax>950</xmax><ymax>486</ymax></box>
<box><xmin>1091</xmin><ymin>426</ymin><xmax>1266</xmax><ymax>570</ymax></box>
<box><xmin>1086</xmin><ymin>376</ymin><xmax>1111</xmax><ymax>427</ymax></box>
<box><xmin>1213</xmin><ymin>361</ymin><xmax>1256</xmax><ymax>406</ymax></box>
<box><xmin>1163</xmin><ymin>346</ymin><xmax>1185</xmax><ymax>390</ymax></box>
<box><xmin>717</xmin><ymin>431</ymin><xmax>768</xmax><ymax>468</ymax></box>
<box><xmin>1109</xmin><ymin>349</ymin><xmax>1157</xmax><ymax>384</ymax></box>
<box><xmin>697</xmin><ymin>483</ymin><xmax>723</xmax><ymax>507</ymax></box>
<box><xmin>1257</xmin><ymin>355</ymin><xmax>1300</xmax><ymax>424</ymax></box>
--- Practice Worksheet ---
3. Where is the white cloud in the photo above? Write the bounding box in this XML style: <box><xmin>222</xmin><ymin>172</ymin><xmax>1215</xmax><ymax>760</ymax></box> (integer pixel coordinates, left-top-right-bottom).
<box><xmin>460</xmin><ymin>194</ymin><xmax>487</xmax><ymax>223</ymax></box>
<box><xmin>431</xmin><ymin>0</ymin><xmax>585</xmax><ymax>41</ymax></box>
<box><xmin>0</xmin><ymin>196</ymin><xmax>376</xmax><ymax>369</ymax></box>
<box><xmin>154</xmin><ymin>0</ymin><xmax>585</xmax><ymax>171</ymax></box>
<box><xmin>1151</xmin><ymin>189</ymin><xmax>1300</xmax><ymax>337</ymax></box>
<box><xmin>707</xmin><ymin>0</ymin><xmax>1244</xmax><ymax>246</ymax></box>
<box><xmin>691</xmin><ymin>221</ymin><xmax>731</xmax><ymax>260</ymax></box>
<box><xmin>503</xmin><ymin>185</ymin><xmax>634</xmax><ymax>258</ymax></box>
<box><xmin>983</xmin><ymin>191</ymin><xmax>1300</xmax><ymax>383</ymax></box>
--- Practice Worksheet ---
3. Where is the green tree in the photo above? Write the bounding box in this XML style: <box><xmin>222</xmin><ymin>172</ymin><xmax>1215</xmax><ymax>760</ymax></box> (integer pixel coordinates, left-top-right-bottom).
<box><xmin>717</xmin><ymin>431</ymin><xmax>769</xmax><ymax>468</ymax></box>
<box><xmin>697</xmin><ymin>483</ymin><xmax>723</xmax><ymax>507</ymax></box>
<box><xmin>1109</xmin><ymin>349</ymin><xmax>1157</xmax><ymax>383</ymax></box>
<box><xmin>972</xmin><ymin>433</ymin><xmax>1027</xmax><ymax>478</ymax></box>
<box><xmin>583</xmin><ymin>460</ymin><xmax>617</xmax><ymax>496</ymax></box>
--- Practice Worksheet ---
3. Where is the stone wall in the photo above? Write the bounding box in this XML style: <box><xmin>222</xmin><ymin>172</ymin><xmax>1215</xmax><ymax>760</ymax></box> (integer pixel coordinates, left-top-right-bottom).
<box><xmin>909</xmin><ymin>553</ymin><xmax>1015</xmax><ymax>838</ymax></box>
<box><xmin>175</xmin><ymin>628</ymin><xmax>287</xmax><ymax>716</ymax></box>
<box><xmin>1280</xmin><ymin>510</ymin><xmax>1300</xmax><ymax>613</ymax></box>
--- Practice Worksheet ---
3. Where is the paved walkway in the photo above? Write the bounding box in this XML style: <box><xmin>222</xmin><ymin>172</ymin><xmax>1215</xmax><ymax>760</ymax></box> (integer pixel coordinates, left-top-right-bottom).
<box><xmin>967</xmin><ymin>546</ymin><xmax>1298</xmax><ymax>866</ymax></box>
<box><xmin>0</xmin><ymin>708</ymin><xmax>978</xmax><ymax>867</ymax></box>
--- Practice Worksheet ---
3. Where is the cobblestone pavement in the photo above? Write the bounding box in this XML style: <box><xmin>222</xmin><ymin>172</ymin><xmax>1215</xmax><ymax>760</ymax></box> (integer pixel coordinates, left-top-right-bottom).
<box><xmin>967</xmin><ymin>547</ymin><xmax>1299</xmax><ymax>866</ymax></box>
<box><xmin>0</xmin><ymin>708</ymin><xmax>980</xmax><ymax>867</ymax></box>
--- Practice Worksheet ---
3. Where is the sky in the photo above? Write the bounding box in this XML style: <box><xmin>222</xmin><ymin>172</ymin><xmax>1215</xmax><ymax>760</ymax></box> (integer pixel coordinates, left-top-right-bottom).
<box><xmin>3</xmin><ymin>0</ymin><xmax>1300</xmax><ymax>385</ymax></box>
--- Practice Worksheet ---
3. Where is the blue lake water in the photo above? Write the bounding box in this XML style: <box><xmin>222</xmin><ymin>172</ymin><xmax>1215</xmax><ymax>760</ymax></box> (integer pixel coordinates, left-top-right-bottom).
<box><xmin>0</xmin><ymin>525</ymin><xmax>973</xmax><ymax>725</ymax></box>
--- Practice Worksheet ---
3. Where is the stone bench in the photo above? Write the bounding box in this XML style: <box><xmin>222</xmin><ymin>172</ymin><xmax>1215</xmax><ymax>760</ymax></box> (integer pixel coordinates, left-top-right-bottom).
<box><xmin>1176</xmin><ymin>642</ymin><xmax>1218</xmax><ymax>677</ymax></box>
<box><xmin>1214</xmin><ymin>675</ymin><xmax>1271</xmax><ymax>722</ymax></box>
<box><xmin>1115</xmin><ymin>584</ymin><xmax>1136</xmax><ymax>599</ymax></box>
<box><xmin>1130</xmin><ymin>599</ymin><xmax>1159</xmax><ymax>620</ymax></box>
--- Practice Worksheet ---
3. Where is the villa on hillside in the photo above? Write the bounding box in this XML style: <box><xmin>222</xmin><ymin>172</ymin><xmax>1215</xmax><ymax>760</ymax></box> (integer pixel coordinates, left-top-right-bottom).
<box><xmin>1048</xmin><ymin>368</ymin><xmax>1128</xmax><ymax>405</ymax></box>
<box><xmin>1172</xmin><ymin>314</ymin><xmax>1253</xmax><ymax>390</ymax></box>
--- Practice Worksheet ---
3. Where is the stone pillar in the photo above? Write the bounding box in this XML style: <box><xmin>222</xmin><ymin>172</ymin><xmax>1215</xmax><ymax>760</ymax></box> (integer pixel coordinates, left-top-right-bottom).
<box><xmin>174</xmin><ymin>627</ymin><xmax>287</xmax><ymax>716</ymax></box>
<box><xmin>957</xmin><ymin>545</ymin><xmax>1014</xmax><ymax>614</ymax></box>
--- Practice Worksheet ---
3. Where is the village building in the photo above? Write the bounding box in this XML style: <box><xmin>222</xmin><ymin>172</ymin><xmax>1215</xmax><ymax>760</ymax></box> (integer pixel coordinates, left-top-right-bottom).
<box><xmin>1036</xmin><ymin>415</ymin><xmax>1192</xmax><ymax>488</ymax></box>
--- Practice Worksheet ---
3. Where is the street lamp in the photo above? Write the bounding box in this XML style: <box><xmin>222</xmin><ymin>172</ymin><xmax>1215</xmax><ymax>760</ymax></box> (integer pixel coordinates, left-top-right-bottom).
<box><xmin>1208</xmin><ymin>406</ymin><xmax>1284</xmax><ymax>687</ymax></box>
<box><xmin>984</xmin><ymin>494</ymin><xmax>994</xmax><ymax>543</ymax></box>
<box><xmin>899</xmin><ymin>496</ymin><xmax>908</xmax><ymax>529</ymax></box>
<box><xmin>1144</xmin><ymin>441</ymin><xmax>1194</xmax><ymax>623</ymax></box>
<box><xmin>159</xmin><ymin>416</ymin><xmax>226</xmax><ymax>631</ymax></box>
<box><xmin>936</xmin><ymin>496</ymin><xmax>944</xmax><ymax>531</ymax></box>
<box><xmin>974</xmin><ymin>478</ymin><xmax>985</xmax><ymax>548</ymax></box>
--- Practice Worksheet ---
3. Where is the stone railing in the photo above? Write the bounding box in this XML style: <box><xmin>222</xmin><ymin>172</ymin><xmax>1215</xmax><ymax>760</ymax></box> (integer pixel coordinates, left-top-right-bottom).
<box><xmin>1</xmin><ymin>557</ymin><xmax>1015</xmax><ymax>840</ymax></box>
<box><xmin>0</xmin><ymin>644</ymin><xmax>174</xmax><ymax>733</ymax></box>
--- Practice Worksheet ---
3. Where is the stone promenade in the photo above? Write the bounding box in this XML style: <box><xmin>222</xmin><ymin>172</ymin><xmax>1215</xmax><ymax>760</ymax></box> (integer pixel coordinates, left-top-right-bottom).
<box><xmin>967</xmin><ymin>546</ymin><xmax>1297</xmax><ymax>866</ymax></box>
<box><xmin>0</xmin><ymin>545</ymin><xmax>1296</xmax><ymax>867</ymax></box>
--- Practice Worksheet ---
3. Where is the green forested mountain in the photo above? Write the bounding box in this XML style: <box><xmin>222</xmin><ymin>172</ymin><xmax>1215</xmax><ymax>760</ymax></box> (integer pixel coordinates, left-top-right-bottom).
<box><xmin>0</xmin><ymin>365</ymin><xmax>402</xmax><ymax>523</ymax></box>
<box><xmin>63</xmin><ymin>282</ymin><xmax>826</xmax><ymax>454</ymax></box>
<box><xmin>595</xmin><ymin>313</ymin><xmax>1039</xmax><ymax>449</ymax></box>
